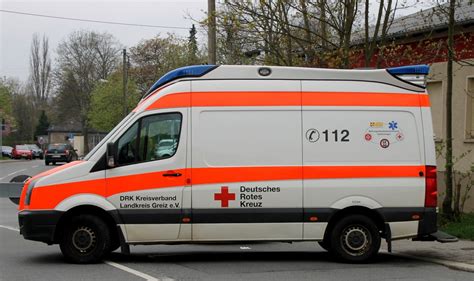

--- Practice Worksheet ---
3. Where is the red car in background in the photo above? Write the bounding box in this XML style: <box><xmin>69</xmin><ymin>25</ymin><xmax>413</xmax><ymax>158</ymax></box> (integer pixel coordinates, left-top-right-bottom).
<box><xmin>12</xmin><ymin>145</ymin><xmax>33</xmax><ymax>160</ymax></box>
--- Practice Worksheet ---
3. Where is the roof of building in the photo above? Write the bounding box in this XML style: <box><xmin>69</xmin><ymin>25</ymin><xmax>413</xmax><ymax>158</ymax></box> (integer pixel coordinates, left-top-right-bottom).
<box><xmin>354</xmin><ymin>0</ymin><xmax>474</xmax><ymax>42</ymax></box>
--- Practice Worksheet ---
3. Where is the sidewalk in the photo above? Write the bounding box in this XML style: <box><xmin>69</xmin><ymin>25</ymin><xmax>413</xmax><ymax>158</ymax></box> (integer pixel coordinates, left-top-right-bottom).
<box><xmin>382</xmin><ymin>239</ymin><xmax>474</xmax><ymax>272</ymax></box>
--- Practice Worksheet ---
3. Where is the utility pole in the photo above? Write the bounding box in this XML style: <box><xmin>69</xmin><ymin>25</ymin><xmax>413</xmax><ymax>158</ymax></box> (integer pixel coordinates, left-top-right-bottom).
<box><xmin>122</xmin><ymin>48</ymin><xmax>128</xmax><ymax>117</ymax></box>
<box><xmin>208</xmin><ymin>0</ymin><xmax>216</xmax><ymax>64</ymax></box>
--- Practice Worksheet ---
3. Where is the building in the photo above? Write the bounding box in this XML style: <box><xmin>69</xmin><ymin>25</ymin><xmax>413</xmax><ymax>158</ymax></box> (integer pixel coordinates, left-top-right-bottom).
<box><xmin>47</xmin><ymin>121</ymin><xmax>107</xmax><ymax>157</ymax></box>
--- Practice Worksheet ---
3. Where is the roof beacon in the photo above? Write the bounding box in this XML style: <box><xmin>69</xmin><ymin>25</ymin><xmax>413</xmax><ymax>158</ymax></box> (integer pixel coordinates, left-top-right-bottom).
<box><xmin>144</xmin><ymin>65</ymin><xmax>217</xmax><ymax>99</ymax></box>
<box><xmin>387</xmin><ymin>64</ymin><xmax>429</xmax><ymax>88</ymax></box>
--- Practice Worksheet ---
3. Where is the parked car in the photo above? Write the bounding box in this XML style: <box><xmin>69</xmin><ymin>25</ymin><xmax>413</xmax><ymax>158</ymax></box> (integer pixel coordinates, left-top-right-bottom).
<box><xmin>1</xmin><ymin>146</ymin><xmax>13</xmax><ymax>158</ymax></box>
<box><xmin>11</xmin><ymin>145</ymin><xmax>33</xmax><ymax>160</ymax></box>
<box><xmin>44</xmin><ymin>143</ymin><xmax>78</xmax><ymax>165</ymax></box>
<box><xmin>27</xmin><ymin>144</ymin><xmax>44</xmax><ymax>159</ymax></box>
<box><xmin>155</xmin><ymin>139</ymin><xmax>178</xmax><ymax>158</ymax></box>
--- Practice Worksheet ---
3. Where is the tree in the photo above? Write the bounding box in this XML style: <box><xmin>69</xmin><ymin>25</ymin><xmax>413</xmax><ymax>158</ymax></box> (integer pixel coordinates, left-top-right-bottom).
<box><xmin>29</xmin><ymin>33</ymin><xmax>51</xmax><ymax>110</ymax></box>
<box><xmin>129</xmin><ymin>34</ymin><xmax>190</xmax><ymax>93</ymax></box>
<box><xmin>0</xmin><ymin>78</ymin><xmax>14</xmax><ymax>125</ymax></box>
<box><xmin>89</xmin><ymin>72</ymin><xmax>139</xmax><ymax>131</ymax></box>
<box><xmin>55</xmin><ymin>30</ymin><xmax>121</xmax><ymax>153</ymax></box>
<box><xmin>188</xmin><ymin>24</ymin><xmax>199</xmax><ymax>64</ymax></box>
<box><xmin>34</xmin><ymin>110</ymin><xmax>50</xmax><ymax>137</ymax></box>
<box><xmin>442</xmin><ymin>0</ymin><xmax>456</xmax><ymax>219</ymax></box>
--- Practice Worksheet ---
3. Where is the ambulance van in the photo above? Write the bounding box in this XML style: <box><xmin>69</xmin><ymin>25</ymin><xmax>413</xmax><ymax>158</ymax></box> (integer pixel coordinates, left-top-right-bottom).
<box><xmin>18</xmin><ymin>64</ymin><xmax>452</xmax><ymax>264</ymax></box>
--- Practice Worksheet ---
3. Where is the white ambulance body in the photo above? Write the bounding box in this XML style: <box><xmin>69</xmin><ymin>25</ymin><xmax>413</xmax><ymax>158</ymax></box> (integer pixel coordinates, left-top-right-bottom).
<box><xmin>18</xmin><ymin>64</ymin><xmax>444</xmax><ymax>263</ymax></box>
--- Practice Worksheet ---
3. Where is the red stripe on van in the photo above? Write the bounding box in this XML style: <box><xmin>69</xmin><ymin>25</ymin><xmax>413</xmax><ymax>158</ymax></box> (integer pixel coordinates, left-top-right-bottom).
<box><xmin>145</xmin><ymin>92</ymin><xmax>429</xmax><ymax>110</ymax></box>
<box><xmin>26</xmin><ymin>165</ymin><xmax>424</xmax><ymax>210</ymax></box>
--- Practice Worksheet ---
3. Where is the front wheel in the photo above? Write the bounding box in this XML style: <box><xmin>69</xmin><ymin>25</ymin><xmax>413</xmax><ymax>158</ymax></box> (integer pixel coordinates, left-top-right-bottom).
<box><xmin>329</xmin><ymin>214</ymin><xmax>381</xmax><ymax>263</ymax></box>
<box><xmin>59</xmin><ymin>215</ymin><xmax>111</xmax><ymax>264</ymax></box>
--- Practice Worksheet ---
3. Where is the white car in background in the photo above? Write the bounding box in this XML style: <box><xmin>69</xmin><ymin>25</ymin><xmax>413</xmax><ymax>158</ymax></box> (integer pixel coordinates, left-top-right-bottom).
<box><xmin>155</xmin><ymin>139</ymin><xmax>177</xmax><ymax>158</ymax></box>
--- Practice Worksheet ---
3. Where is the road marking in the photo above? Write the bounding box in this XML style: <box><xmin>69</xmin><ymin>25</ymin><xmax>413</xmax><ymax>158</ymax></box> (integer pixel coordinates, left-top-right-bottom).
<box><xmin>105</xmin><ymin>260</ymin><xmax>174</xmax><ymax>281</ymax></box>
<box><xmin>0</xmin><ymin>225</ymin><xmax>19</xmax><ymax>232</ymax></box>
<box><xmin>240</xmin><ymin>246</ymin><xmax>251</xmax><ymax>250</ymax></box>
<box><xmin>7</xmin><ymin>169</ymin><xmax>27</xmax><ymax>176</ymax></box>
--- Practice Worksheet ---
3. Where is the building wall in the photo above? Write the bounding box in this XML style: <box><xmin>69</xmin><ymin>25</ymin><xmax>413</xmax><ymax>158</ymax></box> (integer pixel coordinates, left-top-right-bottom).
<box><xmin>427</xmin><ymin>60</ymin><xmax>474</xmax><ymax>212</ymax></box>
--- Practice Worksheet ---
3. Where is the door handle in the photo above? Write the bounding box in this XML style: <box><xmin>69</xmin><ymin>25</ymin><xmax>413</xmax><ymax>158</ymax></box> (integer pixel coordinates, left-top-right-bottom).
<box><xmin>163</xmin><ymin>172</ymin><xmax>182</xmax><ymax>177</ymax></box>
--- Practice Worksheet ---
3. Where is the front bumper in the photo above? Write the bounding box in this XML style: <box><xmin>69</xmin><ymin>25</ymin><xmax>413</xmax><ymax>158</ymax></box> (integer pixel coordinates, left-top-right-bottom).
<box><xmin>18</xmin><ymin>210</ymin><xmax>63</xmax><ymax>244</ymax></box>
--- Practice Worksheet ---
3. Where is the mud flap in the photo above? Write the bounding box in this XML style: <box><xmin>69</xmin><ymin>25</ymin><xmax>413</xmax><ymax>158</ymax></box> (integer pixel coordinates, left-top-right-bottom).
<box><xmin>385</xmin><ymin>223</ymin><xmax>392</xmax><ymax>252</ymax></box>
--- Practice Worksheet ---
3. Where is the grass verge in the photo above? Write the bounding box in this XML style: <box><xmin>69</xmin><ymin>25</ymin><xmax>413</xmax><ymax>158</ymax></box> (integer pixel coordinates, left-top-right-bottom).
<box><xmin>439</xmin><ymin>213</ymin><xmax>474</xmax><ymax>240</ymax></box>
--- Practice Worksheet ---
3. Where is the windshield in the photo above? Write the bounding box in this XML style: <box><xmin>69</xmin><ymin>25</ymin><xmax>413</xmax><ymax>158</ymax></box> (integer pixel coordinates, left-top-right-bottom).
<box><xmin>16</xmin><ymin>145</ymin><xmax>29</xmax><ymax>150</ymax></box>
<box><xmin>84</xmin><ymin>112</ymin><xmax>135</xmax><ymax>160</ymax></box>
<box><xmin>48</xmin><ymin>144</ymin><xmax>67</xmax><ymax>151</ymax></box>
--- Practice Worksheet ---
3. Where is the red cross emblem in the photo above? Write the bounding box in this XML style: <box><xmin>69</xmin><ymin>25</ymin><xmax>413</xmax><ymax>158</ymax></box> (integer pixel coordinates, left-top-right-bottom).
<box><xmin>214</xmin><ymin>186</ymin><xmax>235</xmax><ymax>207</ymax></box>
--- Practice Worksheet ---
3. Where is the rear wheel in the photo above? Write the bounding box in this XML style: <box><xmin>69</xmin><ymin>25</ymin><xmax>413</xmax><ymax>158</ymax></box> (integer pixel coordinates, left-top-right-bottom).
<box><xmin>59</xmin><ymin>215</ymin><xmax>111</xmax><ymax>264</ymax></box>
<box><xmin>329</xmin><ymin>214</ymin><xmax>381</xmax><ymax>263</ymax></box>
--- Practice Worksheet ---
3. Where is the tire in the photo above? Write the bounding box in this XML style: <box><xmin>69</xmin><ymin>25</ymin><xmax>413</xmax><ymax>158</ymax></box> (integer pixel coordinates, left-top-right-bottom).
<box><xmin>10</xmin><ymin>174</ymin><xmax>31</xmax><ymax>183</ymax></box>
<box><xmin>329</xmin><ymin>214</ymin><xmax>381</xmax><ymax>263</ymax></box>
<box><xmin>108</xmin><ymin>238</ymin><xmax>121</xmax><ymax>253</ymax></box>
<box><xmin>59</xmin><ymin>215</ymin><xmax>111</xmax><ymax>264</ymax></box>
<box><xmin>45</xmin><ymin>161</ymin><xmax>49</xmax><ymax>165</ymax></box>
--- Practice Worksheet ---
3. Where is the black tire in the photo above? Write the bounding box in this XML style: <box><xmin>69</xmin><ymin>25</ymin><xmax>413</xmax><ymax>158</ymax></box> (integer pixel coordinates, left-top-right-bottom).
<box><xmin>10</xmin><ymin>174</ymin><xmax>31</xmax><ymax>183</ymax></box>
<box><xmin>108</xmin><ymin>238</ymin><xmax>121</xmax><ymax>253</ymax></box>
<box><xmin>45</xmin><ymin>161</ymin><xmax>49</xmax><ymax>165</ymax></box>
<box><xmin>59</xmin><ymin>215</ymin><xmax>111</xmax><ymax>264</ymax></box>
<box><xmin>329</xmin><ymin>214</ymin><xmax>381</xmax><ymax>263</ymax></box>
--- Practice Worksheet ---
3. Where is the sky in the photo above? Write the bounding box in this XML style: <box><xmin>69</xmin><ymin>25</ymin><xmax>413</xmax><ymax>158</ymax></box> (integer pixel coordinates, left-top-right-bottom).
<box><xmin>0</xmin><ymin>0</ymin><xmax>434</xmax><ymax>82</ymax></box>
<box><xmin>0</xmin><ymin>0</ymin><xmax>207</xmax><ymax>82</ymax></box>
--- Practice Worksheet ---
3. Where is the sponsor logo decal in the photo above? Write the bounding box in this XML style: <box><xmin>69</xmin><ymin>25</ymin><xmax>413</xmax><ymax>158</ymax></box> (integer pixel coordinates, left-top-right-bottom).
<box><xmin>364</xmin><ymin>120</ymin><xmax>404</xmax><ymax>148</ymax></box>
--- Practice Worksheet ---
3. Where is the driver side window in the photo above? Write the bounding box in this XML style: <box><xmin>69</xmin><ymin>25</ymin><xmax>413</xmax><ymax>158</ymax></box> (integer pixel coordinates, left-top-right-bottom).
<box><xmin>116</xmin><ymin>112</ymin><xmax>182</xmax><ymax>166</ymax></box>
<box><xmin>117</xmin><ymin>122</ymin><xmax>138</xmax><ymax>165</ymax></box>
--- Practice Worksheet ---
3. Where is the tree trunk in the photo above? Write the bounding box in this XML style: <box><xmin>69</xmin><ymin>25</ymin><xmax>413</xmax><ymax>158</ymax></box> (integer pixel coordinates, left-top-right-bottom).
<box><xmin>442</xmin><ymin>0</ymin><xmax>455</xmax><ymax>219</ymax></box>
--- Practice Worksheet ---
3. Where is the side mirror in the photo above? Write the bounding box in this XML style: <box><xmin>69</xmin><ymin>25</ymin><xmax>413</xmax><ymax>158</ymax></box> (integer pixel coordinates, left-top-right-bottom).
<box><xmin>106</xmin><ymin>142</ymin><xmax>117</xmax><ymax>168</ymax></box>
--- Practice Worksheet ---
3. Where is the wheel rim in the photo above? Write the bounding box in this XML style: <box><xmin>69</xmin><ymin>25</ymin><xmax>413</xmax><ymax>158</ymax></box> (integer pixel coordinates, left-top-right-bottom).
<box><xmin>72</xmin><ymin>226</ymin><xmax>97</xmax><ymax>253</ymax></box>
<box><xmin>340</xmin><ymin>225</ymin><xmax>372</xmax><ymax>256</ymax></box>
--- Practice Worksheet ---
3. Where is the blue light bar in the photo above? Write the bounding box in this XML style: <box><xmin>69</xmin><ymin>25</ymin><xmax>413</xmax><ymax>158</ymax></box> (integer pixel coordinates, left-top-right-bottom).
<box><xmin>145</xmin><ymin>65</ymin><xmax>218</xmax><ymax>96</ymax></box>
<box><xmin>387</xmin><ymin>64</ymin><xmax>430</xmax><ymax>75</ymax></box>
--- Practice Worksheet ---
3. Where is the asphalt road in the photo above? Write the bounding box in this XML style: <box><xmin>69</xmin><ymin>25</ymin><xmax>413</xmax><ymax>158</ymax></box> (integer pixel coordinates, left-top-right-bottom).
<box><xmin>1</xmin><ymin>160</ymin><xmax>473</xmax><ymax>280</ymax></box>
<box><xmin>0</xmin><ymin>159</ymin><xmax>54</xmax><ymax>182</ymax></box>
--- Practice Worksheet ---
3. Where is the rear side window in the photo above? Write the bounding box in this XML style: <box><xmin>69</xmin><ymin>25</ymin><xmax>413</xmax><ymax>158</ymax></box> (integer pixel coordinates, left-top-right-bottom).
<box><xmin>47</xmin><ymin>144</ymin><xmax>67</xmax><ymax>151</ymax></box>
<box><xmin>116</xmin><ymin>113</ymin><xmax>182</xmax><ymax>166</ymax></box>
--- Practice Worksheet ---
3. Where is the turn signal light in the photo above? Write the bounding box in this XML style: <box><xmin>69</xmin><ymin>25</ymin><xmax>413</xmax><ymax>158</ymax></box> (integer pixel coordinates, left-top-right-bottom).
<box><xmin>425</xmin><ymin>166</ymin><xmax>437</xmax><ymax>208</ymax></box>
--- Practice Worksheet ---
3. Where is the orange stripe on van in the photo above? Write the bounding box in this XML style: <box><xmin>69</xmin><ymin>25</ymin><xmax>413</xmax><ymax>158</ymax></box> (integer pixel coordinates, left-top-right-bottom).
<box><xmin>26</xmin><ymin>165</ymin><xmax>424</xmax><ymax>210</ymax></box>
<box><xmin>145</xmin><ymin>92</ymin><xmax>429</xmax><ymax>110</ymax></box>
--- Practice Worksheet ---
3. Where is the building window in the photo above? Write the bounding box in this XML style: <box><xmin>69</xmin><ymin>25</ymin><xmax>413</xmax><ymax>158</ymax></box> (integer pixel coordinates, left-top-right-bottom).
<box><xmin>467</xmin><ymin>77</ymin><xmax>474</xmax><ymax>140</ymax></box>
<box><xmin>427</xmin><ymin>81</ymin><xmax>444</xmax><ymax>141</ymax></box>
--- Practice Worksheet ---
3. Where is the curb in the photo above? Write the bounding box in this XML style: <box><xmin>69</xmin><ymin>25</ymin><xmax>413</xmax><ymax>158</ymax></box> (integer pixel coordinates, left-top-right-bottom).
<box><xmin>388</xmin><ymin>251</ymin><xmax>474</xmax><ymax>273</ymax></box>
